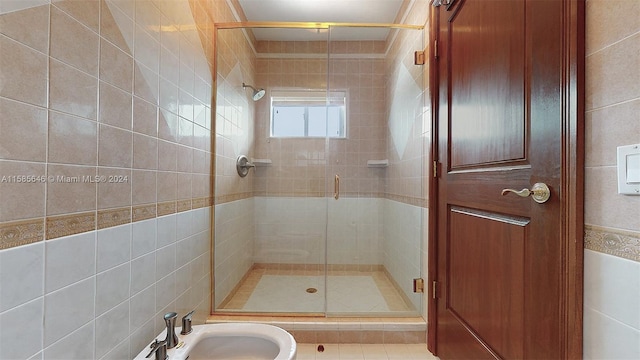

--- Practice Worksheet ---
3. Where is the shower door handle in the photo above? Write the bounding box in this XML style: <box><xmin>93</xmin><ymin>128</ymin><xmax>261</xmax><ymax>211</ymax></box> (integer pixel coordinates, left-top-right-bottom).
<box><xmin>334</xmin><ymin>175</ymin><xmax>340</xmax><ymax>200</ymax></box>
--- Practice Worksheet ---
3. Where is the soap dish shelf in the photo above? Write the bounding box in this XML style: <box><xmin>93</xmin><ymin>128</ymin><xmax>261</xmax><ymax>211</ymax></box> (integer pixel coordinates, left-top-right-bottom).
<box><xmin>367</xmin><ymin>159</ymin><xmax>389</xmax><ymax>168</ymax></box>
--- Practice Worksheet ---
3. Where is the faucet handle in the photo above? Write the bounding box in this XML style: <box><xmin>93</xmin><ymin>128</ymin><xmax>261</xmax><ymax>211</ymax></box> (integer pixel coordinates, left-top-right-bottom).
<box><xmin>180</xmin><ymin>310</ymin><xmax>195</xmax><ymax>335</ymax></box>
<box><xmin>145</xmin><ymin>339</ymin><xmax>167</xmax><ymax>360</ymax></box>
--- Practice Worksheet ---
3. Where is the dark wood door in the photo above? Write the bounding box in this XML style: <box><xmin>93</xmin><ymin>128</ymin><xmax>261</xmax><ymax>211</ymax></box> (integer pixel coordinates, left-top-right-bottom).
<box><xmin>430</xmin><ymin>0</ymin><xmax>584</xmax><ymax>358</ymax></box>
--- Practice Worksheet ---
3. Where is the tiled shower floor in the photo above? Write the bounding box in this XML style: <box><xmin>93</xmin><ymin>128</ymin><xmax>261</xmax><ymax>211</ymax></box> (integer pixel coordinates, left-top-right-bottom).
<box><xmin>219</xmin><ymin>267</ymin><xmax>414</xmax><ymax>313</ymax></box>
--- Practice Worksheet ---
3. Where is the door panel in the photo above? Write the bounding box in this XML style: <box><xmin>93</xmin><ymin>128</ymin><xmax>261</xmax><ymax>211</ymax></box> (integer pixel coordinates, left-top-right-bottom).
<box><xmin>448</xmin><ymin>208</ymin><xmax>526</xmax><ymax>359</ymax></box>
<box><xmin>432</xmin><ymin>0</ymin><xmax>584</xmax><ymax>358</ymax></box>
<box><xmin>449</xmin><ymin>0</ymin><xmax>526</xmax><ymax>168</ymax></box>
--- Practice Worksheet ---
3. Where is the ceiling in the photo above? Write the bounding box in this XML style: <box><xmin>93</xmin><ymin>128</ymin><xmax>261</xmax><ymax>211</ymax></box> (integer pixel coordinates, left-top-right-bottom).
<box><xmin>234</xmin><ymin>0</ymin><xmax>408</xmax><ymax>41</ymax></box>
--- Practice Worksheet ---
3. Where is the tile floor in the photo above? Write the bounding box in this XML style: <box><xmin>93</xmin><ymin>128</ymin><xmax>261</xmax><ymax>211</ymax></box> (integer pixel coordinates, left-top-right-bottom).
<box><xmin>297</xmin><ymin>343</ymin><xmax>439</xmax><ymax>359</ymax></box>
<box><xmin>219</xmin><ymin>267</ymin><xmax>414</xmax><ymax>313</ymax></box>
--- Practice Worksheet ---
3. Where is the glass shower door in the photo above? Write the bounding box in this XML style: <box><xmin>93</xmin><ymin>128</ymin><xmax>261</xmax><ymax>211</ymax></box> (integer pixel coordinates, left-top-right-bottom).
<box><xmin>324</xmin><ymin>25</ymin><xmax>425</xmax><ymax>316</ymax></box>
<box><xmin>213</xmin><ymin>27</ymin><xmax>330</xmax><ymax>314</ymax></box>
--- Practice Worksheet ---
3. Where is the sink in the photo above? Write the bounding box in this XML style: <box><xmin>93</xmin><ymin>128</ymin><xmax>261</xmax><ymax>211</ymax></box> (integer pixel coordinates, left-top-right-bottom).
<box><xmin>133</xmin><ymin>323</ymin><xmax>297</xmax><ymax>360</ymax></box>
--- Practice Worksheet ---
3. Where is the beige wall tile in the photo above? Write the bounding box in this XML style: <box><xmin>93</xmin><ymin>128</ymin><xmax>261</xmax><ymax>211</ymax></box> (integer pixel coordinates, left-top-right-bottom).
<box><xmin>49</xmin><ymin>58</ymin><xmax>98</xmax><ymax>120</ymax></box>
<box><xmin>133</xmin><ymin>62</ymin><xmax>159</xmax><ymax>105</ymax></box>
<box><xmin>100</xmin><ymin>0</ymin><xmax>133</xmax><ymax>55</ymax></box>
<box><xmin>177</xmin><ymin>173</ymin><xmax>192</xmax><ymax>200</ymax></box>
<box><xmin>586</xmin><ymin>0</ymin><xmax>640</xmax><ymax>55</ymax></box>
<box><xmin>160</xmin><ymin>46</ymin><xmax>180</xmax><ymax>85</ymax></box>
<box><xmin>192</xmin><ymin>150</ymin><xmax>211</xmax><ymax>174</ymax></box>
<box><xmin>0</xmin><ymin>97</ymin><xmax>47</xmax><ymax>162</ymax></box>
<box><xmin>157</xmin><ymin>171</ymin><xmax>177</xmax><ymax>202</ymax></box>
<box><xmin>585</xmin><ymin>99</ymin><xmax>640</xmax><ymax>167</ymax></box>
<box><xmin>46</xmin><ymin>164</ymin><xmax>96</xmax><ymax>216</ymax></box>
<box><xmin>193</xmin><ymin>124</ymin><xmax>210</xmax><ymax>152</ymax></box>
<box><xmin>177</xmin><ymin>146</ymin><xmax>193</xmax><ymax>173</ymax></box>
<box><xmin>585</xmin><ymin>166</ymin><xmax>640</xmax><ymax>232</ymax></box>
<box><xmin>192</xmin><ymin>174</ymin><xmax>209</xmax><ymax>198</ymax></box>
<box><xmin>99</xmin><ymin>81</ymin><xmax>132</xmax><ymax>130</ymax></box>
<box><xmin>158</xmin><ymin>109</ymin><xmax>179</xmax><ymax>142</ymax></box>
<box><xmin>132</xmin><ymin>133</ymin><xmax>158</xmax><ymax>170</ymax></box>
<box><xmin>134</xmin><ymin>25</ymin><xmax>159</xmax><ymax>73</ymax></box>
<box><xmin>97</xmin><ymin>167</ymin><xmax>131</xmax><ymax>209</ymax></box>
<box><xmin>51</xmin><ymin>0</ymin><xmax>99</xmax><ymax>32</ymax></box>
<box><xmin>0</xmin><ymin>3</ymin><xmax>49</xmax><ymax>53</ymax></box>
<box><xmin>50</xmin><ymin>6</ymin><xmax>98</xmax><ymax>76</ymax></box>
<box><xmin>133</xmin><ymin>97</ymin><xmax>158</xmax><ymax>137</ymax></box>
<box><xmin>98</xmin><ymin>124</ymin><xmax>132</xmax><ymax>167</ymax></box>
<box><xmin>132</xmin><ymin>170</ymin><xmax>156</xmax><ymax>205</ymax></box>
<box><xmin>48</xmin><ymin>111</ymin><xmax>98</xmax><ymax>165</ymax></box>
<box><xmin>0</xmin><ymin>161</ymin><xmax>46</xmax><ymax>222</ymax></box>
<box><xmin>100</xmin><ymin>38</ymin><xmax>133</xmax><ymax>92</ymax></box>
<box><xmin>0</xmin><ymin>34</ymin><xmax>47</xmax><ymax>106</ymax></box>
<box><xmin>178</xmin><ymin>118</ymin><xmax>194</xmax><ymax>147</ymax></box>
<box><xmin>586</xmin><ymin>33</ymin><xmax>640</xmax><ymax>111</ymax></box>
<box><xmin>105</xmin><ymin>0</ymin><xmax>134</xmax><ymax>20</ymax></box>
<box><xmin>159</xmin><ymin>78</ymin><xmax>178</xmax><ymax>115</ymax></box>
<box><xmin>158</xmin><ymin>140</ymin><xmax>177</xmax><ymax>171</ymax></box>
<box><xmin>179</xmin><ymin>90</ymin><xmax>194</xmax><ymax>122</ymax></box>
<box><xmin>134</xmin><ymin>0</ymin><xmax>161</xmax><ymax>43</ymax></box>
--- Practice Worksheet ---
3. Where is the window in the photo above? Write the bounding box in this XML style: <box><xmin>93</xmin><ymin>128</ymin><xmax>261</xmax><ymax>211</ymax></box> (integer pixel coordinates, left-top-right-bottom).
<box><xmin>270</xmin><ymin>90</ymin><xmax>347</xmax><ymax>138</ymax></box>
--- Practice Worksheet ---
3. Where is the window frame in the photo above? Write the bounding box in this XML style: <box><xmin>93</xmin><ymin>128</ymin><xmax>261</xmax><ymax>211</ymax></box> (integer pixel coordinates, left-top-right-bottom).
<box><xmin>269</xmin><ymin>88</ymin><xmax>348</xmax><ymax>139</ymax></box>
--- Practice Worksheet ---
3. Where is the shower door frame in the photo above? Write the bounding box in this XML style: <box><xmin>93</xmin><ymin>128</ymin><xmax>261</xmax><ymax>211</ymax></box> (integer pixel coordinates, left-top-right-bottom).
<box><xmin>211</xmin><ymin>22</ymin><xmax>426</xmax><ymax>317</ymax></box>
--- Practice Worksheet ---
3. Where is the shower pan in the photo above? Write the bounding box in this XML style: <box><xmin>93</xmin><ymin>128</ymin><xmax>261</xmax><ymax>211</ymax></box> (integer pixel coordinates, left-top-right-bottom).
<box><xmin>212</xmin><ymin>23</ymin><xmax>426</xmax><ymax>318</ymax></box>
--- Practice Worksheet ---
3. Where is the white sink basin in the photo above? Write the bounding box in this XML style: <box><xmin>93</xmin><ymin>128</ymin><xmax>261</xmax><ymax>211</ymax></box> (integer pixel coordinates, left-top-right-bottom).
<box><xmin>134</xmin><ymin>323</ymin><xmax>297</xmax><ymax>360</ymax></box>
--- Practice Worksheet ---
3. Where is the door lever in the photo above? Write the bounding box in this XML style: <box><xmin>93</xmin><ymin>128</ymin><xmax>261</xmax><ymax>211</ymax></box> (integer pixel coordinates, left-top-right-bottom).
<box><xmin>501</xmin><ymin>182</ymin><xmax>551</xmax><ymax>204</ymax></box>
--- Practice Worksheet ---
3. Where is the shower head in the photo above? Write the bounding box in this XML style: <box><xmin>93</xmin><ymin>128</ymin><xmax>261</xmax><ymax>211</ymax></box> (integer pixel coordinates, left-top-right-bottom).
<box><xmin>242</xmin><ymin>83</ymin><xmax>266</xmax><ymax>101</ymax></box>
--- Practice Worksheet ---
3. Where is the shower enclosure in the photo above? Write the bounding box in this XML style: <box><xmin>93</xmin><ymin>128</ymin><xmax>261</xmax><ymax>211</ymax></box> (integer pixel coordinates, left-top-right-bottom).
<box><xmin>213</xmin><ymin>23</ymin><xmax>426</xmax><ymax>317</ymax></box>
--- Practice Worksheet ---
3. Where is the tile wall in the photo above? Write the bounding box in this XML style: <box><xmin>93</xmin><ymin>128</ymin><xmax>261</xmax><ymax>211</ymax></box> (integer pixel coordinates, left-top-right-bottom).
<box><xmin>0</xmin><ymin>0</ymin><xmax>217</xmax><ymax>358</ymax></box>
<box><xmin>253</xmin><ymin>39</ymin><xmax>388</xmax><ymax>198</ymax></box>
<box><xmin>584</xmin><ymin>0</ymin><xmax>640</xmax><ymax>357</ymax></box>
<box><xmin>214</xmin><ymin>26</ymin><xmax>257</xmax><ymax>202</ymax></box>
<box><xmin>212</xmin><ymin>19</ymin><xmax>258</xmax><ymax>309</ymax></box>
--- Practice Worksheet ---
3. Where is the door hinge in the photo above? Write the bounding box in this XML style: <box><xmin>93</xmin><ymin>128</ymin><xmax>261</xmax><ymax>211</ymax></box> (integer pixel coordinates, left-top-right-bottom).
<box><xmin>432</xmin><ymin>281</ymin><xmax>438</xmax><ymax>299</ymax></box>
<box><xmin>414</xmin><ymin>50</ymin><xmax>426</xmax><ymax>65</ymax></box>
<box><xmin>434</xmin><ymin>40</ymin><xmax>439</xmax><ymax>59</ymax></box>
<box><xmin>413</xmin><ymin>278</ymin><xmax>425</xmax><ymax>293</ymax></box>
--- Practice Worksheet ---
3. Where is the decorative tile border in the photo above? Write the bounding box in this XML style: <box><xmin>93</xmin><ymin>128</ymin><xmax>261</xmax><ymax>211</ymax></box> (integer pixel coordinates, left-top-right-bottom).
<box><xmin>0</xmin><ymin>218</ymin><xmax>44</xmax><ymax>250</ymax></box>
<box><xmin>97</xmin><ymin>207</ymin><xmax>132</xmax><ymax>229</ymax></box>
<box><xmin>0</xmin><ymin>197</ymin><xmax>213</xmax><ymax>250</ymax></box>
<box><xmin>177</xmin><ymin>199</ymin><xmax>192</xmax><ymax>212</ymax></box>
<box><xmin>385</xmin><ymin>193</ymin><xmax>428</xmax><ymax>208</ymax></box>
<box><xmin>215</xmin><ymin>192</ymin><xmax>253</xmax><ymax>204</ymax></box>
<box><xmin>216</xmin><ymin>192</ymin><xmax>428</xmax><ymax>208</ymax></box>
<box><xmin>192</xmin><ymin>198</ymin><xmax>207</xmax><ymax>209</ymax></box>
<box><xmin>46</xmin><ymin>212</ymin><xmax>96</xmax><ymax>240</ymax></box>
<box><xmin>157</xmin><ymin>201</ymin><xmax>177</xmax><ymax>217</ymax></box>
<box><xmin>132</xmin><ymin>204</ymin><xmax>156</xmax><ymax>222</ymax></box>
<box><xmin>585</xmin><ymin>225</ymin><xmax>640</xmax><ymax>262</ymax></box>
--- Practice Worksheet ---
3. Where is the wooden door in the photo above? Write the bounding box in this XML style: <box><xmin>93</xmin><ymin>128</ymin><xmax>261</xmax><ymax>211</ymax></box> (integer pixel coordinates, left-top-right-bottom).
<box><xmin>429</xmin><ymin>0</ymin><xmax>584</xmax><ymax>358</ymax></box>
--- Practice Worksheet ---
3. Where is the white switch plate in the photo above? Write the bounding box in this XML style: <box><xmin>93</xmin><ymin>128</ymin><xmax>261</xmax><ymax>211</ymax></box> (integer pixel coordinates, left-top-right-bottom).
<box><xmin>617</xmin><ymin>144</ymin><xmax>640</xmax><ymax>195</ymax></box>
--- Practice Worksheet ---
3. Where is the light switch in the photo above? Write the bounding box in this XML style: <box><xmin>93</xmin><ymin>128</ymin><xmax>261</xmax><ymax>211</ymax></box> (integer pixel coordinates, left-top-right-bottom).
<box><xmin>627</xmin><ymin>153</ymin><xmax>640</xmax><ymax>183</ymax></box>
<box><xmin>617</xmin><ymin>144</ymin><xmax>640</xmax><ymax>195</ymax></box>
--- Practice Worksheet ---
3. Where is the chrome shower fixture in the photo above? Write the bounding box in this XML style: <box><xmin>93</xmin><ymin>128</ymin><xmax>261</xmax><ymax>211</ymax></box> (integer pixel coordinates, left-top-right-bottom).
<box><xmin>242</xmin><ymin>83</ymin><xmax>266</xmax><ymax>101</ymax></box>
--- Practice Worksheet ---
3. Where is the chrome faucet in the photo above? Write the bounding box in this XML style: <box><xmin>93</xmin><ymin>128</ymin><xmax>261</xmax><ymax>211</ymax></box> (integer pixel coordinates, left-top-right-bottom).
<box><xmin>163</xmin><ymin>312</ymin><xmax>179</xmax><ymax>349</ymax></box>
<box><xmin>181</xmin><ymin>310</ymin><xmax>195</xmax><ymax>335</ymax></box>
<box><xmin>145</xmin><ymin>339</ymin><xmax>167</xmax><ymax>360</ymax></box>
